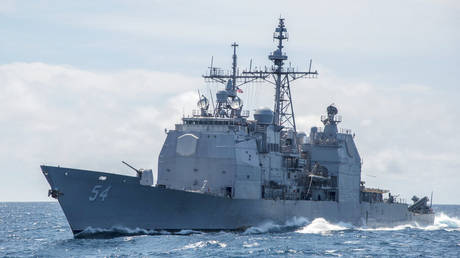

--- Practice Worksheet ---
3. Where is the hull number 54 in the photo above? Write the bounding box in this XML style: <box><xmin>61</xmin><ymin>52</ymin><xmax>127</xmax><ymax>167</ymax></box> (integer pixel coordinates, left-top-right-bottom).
<box><xmin>89</xmin><ymin>185</ymin><xmax>112</xmax><ymax>201</ymax></box>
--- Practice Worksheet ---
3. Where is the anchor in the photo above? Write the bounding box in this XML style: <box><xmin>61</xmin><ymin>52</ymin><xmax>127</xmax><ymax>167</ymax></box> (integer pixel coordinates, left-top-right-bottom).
<box><xmin>48</xmin><ymin>189</ymin><xmax>63</xmax><ymax>199</ymax></box>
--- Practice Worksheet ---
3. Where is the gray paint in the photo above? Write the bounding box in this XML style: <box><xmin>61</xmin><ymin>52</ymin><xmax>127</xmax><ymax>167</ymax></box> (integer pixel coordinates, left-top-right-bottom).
<box><xmin>40</xmin><ymin>18</ymin><xmax>434</xmax><ymax>235</ymax></box>
<box><xmin>41</xmin><ymin>165</ymin><xmax>433</xmax><ymax>233</ymax></box>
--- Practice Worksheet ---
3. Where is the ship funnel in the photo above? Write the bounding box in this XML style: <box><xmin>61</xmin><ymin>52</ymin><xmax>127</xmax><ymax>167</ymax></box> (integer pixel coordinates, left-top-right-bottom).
<box><xmin>254</xmin><ymin>108</ymin><xmax>274</xmax><ymax>124</ymax></box>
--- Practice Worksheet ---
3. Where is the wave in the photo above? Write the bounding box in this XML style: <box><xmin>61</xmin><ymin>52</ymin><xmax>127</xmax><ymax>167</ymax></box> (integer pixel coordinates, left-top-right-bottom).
<box><xmin>178</xmin><ymin>240</ymin><xmax>227</xmax><ymax>250</ymax></box>
<box><xmin>358</xmin><ymin>212</ymin><xmax>460</xmax><ymax>232</ymax></box>
<box><xmin>175</xmin><ymin>229</ymin><xmax>203</xmax><ymax>235</ymax></box>
<box><xmin>74</xmin><ymin>226</ymin><xmax>201</xmax><ymax>238</ymax></box>
<box><xmin>243</xmin><ymin>217</ymin><xmax>353</xmax><ymax>235</ymax></box>
<box><xmin>425</xmin><ymin>212</ymin><xmax>460</xmax><ymax>231</ymax></box>
<box><xmin>296</xmin><ymin>218</ymin><xmax>351</xmax><ymax>234</ymax></box>
<box><xmin>358</xmin><ymin>224</ymin><xmax>416</xmax><ymax>231</ymax></box>
<box><xmin>243</xmin><ymin>216</ymin><xmax>309</xmax><ymax>234</ymax></box>
<box><xmin>245</xmin><ymin>212</ymin><xmax>460</xmax><ymax>235</ymax></box>
<box><xmin>243</xmin><ymin>217</ymin><xmax>351</xmax><ymax>235</ymax></box>
<box><xmin>74</xmin><ymin>213</ymin><xmax>460</xmax><ymax>238</ymax></box>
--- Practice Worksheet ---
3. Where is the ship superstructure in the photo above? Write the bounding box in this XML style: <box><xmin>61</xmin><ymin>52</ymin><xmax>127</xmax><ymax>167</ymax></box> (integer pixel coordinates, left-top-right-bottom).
<box><xmin>41</xmin><ymin>18</ymin><xmax>434</xmax><ymax>236</ymax></box>
<box><xmin>157</xmin><ymin>18</ymin><xmax>360</xmax><ymax>205</ymax></box>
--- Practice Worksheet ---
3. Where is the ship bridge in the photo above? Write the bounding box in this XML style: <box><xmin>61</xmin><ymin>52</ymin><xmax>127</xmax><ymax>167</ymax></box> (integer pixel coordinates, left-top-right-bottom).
<box><xmin>176</xmin><ymin>116</ymin><xmax>252</xmax><ymax>134</ymax></box>
<box><xmin>183</xmin><ymin>117</ymin><xmax>248</xmax><ymax>126</ymax></box>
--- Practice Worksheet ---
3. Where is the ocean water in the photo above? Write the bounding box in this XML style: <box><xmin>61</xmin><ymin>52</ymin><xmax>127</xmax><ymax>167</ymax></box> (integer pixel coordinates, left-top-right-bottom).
<box><xmin>1</xmin><ymin>203</ymin><xmax>459</xmax><ymax>257</ymax></box>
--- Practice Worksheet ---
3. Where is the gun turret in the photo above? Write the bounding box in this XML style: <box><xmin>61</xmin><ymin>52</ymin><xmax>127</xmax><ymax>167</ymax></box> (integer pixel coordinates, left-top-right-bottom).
<box><xmin>122</xmin><ymin>161</ymin><xmax>142</xmax><ymax>178</ymax></box>
<box><xmin>122</xmin><ymin>161</ymin><xmax>154</xmax><ymax>186</ymax></box>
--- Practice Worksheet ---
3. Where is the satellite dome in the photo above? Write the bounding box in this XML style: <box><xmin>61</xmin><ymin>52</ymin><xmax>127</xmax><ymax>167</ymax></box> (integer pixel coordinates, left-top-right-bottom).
<box><xmin>254</xmin><ymin>108</ymin><xmax>273</xmax><ymax>124</ymax></box>
<box><xmin>229</xmin><ymin>96</ymin><xmax>243</xmax><ymax>110</ymax></box>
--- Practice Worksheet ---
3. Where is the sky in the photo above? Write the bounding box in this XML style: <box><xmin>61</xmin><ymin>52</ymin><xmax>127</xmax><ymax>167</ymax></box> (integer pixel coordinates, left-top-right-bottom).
<box><xmin>0</xmin><ymin>0</ymin><xmax>459</xmax><ymax>204</ymax></box>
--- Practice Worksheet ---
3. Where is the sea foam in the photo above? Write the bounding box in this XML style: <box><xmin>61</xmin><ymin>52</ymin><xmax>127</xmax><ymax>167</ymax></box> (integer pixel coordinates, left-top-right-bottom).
<box><xmin>296</xmin><ymin>218</ymin><xmax>351</xmax><ymax>234</ymax></box>
<box><xmin>75</xmin><ymin>212</ymin><xmax>460</xmax><ymax>238</ymax></box>
<box><xmin>243</xmin><ymin>216</ymin><xmax>309</xmax><ymax>234</ymax></box>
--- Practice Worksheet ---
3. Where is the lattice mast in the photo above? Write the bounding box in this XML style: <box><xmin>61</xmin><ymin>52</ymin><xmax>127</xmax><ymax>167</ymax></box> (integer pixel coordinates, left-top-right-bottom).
<box><xmin>203</xmin><ymin>42</ymin><xmax>267</xmax><ymax>118</ymax></box>
<box><xmin>203</xmin><ymin>42</ymin><xmax>264</xmax><ymax>90</ymax></box>
<box><xmin>203</xmin><ymin>18</ymin><xmax>318</xmax><ymax>128</ymax></box>
<box><xmin>243</xmin><ymin>18</ymin><xmax>318</xmax><ymax>133</ymax></box>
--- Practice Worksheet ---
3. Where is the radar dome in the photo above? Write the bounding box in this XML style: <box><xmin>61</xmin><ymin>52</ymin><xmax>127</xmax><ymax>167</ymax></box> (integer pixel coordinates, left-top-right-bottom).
<box><xmin>230</xmin><ymin>96</ymin><xmax>243</xmax><ymax>110</ymax></box>
<box><xmin>254</xmin><ymin>108</ymin><xmax>273</xmax><ymax>124</ymax></box>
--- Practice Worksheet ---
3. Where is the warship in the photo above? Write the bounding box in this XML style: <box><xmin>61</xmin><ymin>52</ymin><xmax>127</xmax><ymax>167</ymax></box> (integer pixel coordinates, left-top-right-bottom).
<box><xmin>42</xmin><ymin>18</ymin><xmax>434</xmax><ymax>236</ymax></box>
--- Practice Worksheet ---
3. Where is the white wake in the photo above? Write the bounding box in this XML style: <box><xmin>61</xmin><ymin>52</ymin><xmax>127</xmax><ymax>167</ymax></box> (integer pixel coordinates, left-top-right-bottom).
<box><xmin>296</xmin><ymin>218</ymin><xmax>351</xmax><ymax>234</ymax></box>
<box><xmin>243</xmin><ymin>217</ymin><xmax>309</xmax><ymax>234</ymax></box>
<box><xmin>424</xmin><ymin>212</ymin><xmax>460</xmax><ymax>231</ymax></box>
<box><xmin>76</xmin><ymin>212</ymin><xmax>460</xmax><ymax>238</ymax></box>
<box><xmin>245</xmin><ymin>212</ymin><xmax>460</xmax><ymax>235</ymax></box>
<box><xmin>358</xmin><ymin>212</ymin><xmax>460</xmax><ymax>231</ymax></box>
<box><xmin>75</xmin><ymin>226</ymin><xmax>202</xmax><ymax>238</ymax></box>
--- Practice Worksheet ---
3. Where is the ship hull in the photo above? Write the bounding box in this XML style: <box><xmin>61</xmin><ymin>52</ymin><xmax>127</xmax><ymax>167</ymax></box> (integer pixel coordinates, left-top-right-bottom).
<box><xmin>41</xmin><ymin>166</ymin><xmax>434</xmax><ymax>235</ymax></box>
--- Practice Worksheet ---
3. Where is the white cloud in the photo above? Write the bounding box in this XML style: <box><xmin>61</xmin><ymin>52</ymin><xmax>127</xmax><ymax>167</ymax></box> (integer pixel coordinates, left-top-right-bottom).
<box><xmin>0</xmin><ymin>62</ymin><xmax>201</xmax><ymax>201</ymax></box>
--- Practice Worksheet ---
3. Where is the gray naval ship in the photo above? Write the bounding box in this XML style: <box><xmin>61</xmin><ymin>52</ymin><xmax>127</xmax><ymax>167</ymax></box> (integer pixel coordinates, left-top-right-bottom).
<box><xmin>42</xmin><ymin>18</ymin><xmax>434</xmax><ymax>236</ymax></box>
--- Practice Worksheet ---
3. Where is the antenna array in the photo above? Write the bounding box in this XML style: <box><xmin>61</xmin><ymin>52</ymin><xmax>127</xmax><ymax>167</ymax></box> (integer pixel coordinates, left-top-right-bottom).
<box><xmin>203</xmin><ymin>18</ymin><xmax>318</xmax><ymax>133</ymax></box>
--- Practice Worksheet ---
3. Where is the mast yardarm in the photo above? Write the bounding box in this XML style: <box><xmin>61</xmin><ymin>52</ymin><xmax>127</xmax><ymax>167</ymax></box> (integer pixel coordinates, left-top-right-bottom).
<box><xmin>203</xmin><ymin>18</ymin><xmax>318</xmax><ymax>132</ymax></box>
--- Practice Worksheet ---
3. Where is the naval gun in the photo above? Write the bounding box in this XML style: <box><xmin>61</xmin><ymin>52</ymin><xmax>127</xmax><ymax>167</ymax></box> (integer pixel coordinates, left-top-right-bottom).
<box><xmin>122</xmin><ymin>161</ymin><xmax>154</xmax><ymax>186</ymax></box>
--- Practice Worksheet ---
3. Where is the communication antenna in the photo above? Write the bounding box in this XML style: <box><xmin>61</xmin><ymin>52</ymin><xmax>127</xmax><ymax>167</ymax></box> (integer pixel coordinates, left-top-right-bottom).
<box><xmin>243</xmin><ymin>18</ymin><xmax>318</xmax><ymax>133</ymax></box>
<box><xmin>208</xmin><ymin>56</ymin><xmax>214</xmax><ymax>76</ymax></box>
<box><xmin>430</xmin><ymin>191</ymin><xmax>433</xmax><ymax>207</ymax></box>
<box><xmin>203</xmin><ymin>41</ymin><xmax>267</xmax><ymax>119</ymax></box>
<box><xmin>202</xmin><ymin>17</ymin><xmax>318</xmax><ymax>131</ymax></box>
<box><xmin>209</xmin><ymin>88</ymin><xmax>215</xmax><ymax>114</ymax></box>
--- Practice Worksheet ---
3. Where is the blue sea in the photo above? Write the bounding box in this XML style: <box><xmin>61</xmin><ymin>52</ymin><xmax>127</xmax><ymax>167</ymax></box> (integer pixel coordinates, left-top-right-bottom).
<box><xmin>1</xmin><ymin>203</ymin><xmax>459</xmax><ymax>257</ymax></box>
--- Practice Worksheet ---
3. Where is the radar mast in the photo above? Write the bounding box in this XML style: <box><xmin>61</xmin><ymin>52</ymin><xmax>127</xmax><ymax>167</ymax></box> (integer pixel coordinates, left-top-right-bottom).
<box><xmin>244</xmin><ymin>18</ymin><xmax>318</xmax><ymax>133</ymax></box>
<box><xmin>203</xmin><ymin>18</ymin><xmax>318</xmax><ymax>133</ymax></box>
<box><xmin>203</xmin><ymin>42</ymin><xmax>266</xmax><ymax>118</ymax></box>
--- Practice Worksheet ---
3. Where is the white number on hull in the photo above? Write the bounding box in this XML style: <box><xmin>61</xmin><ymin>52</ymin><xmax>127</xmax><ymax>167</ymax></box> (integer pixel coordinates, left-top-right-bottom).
<box><xmin>99</xmin><ymin>186</ymin><xmax>111</xmax><ymax>201</ymax></box>
<box><xmin>89</xmin><ymin>185</ymin><xmax>111</xmax><ymax>201</ymax></box>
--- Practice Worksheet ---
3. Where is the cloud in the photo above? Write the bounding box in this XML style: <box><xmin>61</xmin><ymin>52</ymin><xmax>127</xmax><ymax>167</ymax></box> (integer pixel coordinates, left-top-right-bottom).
<box><xmin>0</xmin><ymin>62</ymin><xmax>201</xmax><ymax>201</ymax></box>
<box><xmin>0</xmin><ymin>62</ymin><xmax>458</xmax><ymax>203</ymax></box>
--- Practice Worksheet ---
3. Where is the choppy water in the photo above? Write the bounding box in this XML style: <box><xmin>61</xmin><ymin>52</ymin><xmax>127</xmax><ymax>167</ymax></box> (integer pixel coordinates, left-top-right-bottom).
<box><xmin>1</xmin><ymin>203</ymin><xmax>459</xmax><ymax>257</ymax></box>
